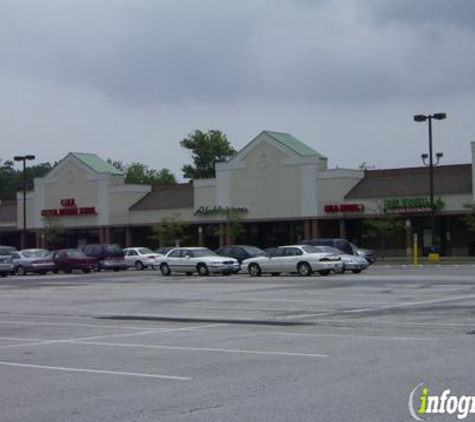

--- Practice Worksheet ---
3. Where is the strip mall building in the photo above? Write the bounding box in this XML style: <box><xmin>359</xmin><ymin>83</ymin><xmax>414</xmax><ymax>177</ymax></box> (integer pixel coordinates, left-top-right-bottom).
<box><xmin>0</xmin><ymin>131</ymin><xmax>473</xmax><ymax>256</ymax></box>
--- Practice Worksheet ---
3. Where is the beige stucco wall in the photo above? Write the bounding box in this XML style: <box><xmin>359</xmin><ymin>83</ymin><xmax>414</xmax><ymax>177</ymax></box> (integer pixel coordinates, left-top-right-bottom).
<box><xmin>228</xmin><ymin>143</ymin><xmax>303</xmax><ymax>219</ymax></box>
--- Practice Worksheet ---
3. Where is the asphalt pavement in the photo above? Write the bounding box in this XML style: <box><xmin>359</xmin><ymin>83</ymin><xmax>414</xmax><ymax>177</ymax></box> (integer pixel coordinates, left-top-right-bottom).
<box><xmin>0</xmin><ymin>265</ymin><xmax>474</xmax><ymax>422</ymax></box>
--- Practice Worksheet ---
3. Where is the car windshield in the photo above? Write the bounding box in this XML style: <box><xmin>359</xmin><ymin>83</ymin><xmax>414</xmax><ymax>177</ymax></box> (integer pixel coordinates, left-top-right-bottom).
<box><xmin>138</xmin><ymin>248</ymin><xmax>154</xmax><ymax>254</ymax></box>
<box><xmin>189</xmin><ymin>249</ymin><xmax>216</xmax><ymax>258</ymax></box>
<box><xmin>67</xmin><ymin>251</ymin><xmax>87</xmax><ymax>258</ymax></box>
<box><xmin>22</xmin><ymin>250</ymin><xmax>49</xmax><ymax>258</ymax></box>
<box><xmin>105</xmin><ymin>244</ymin><xmax>122</xmax><ymax>253</ymax></box>
<box><xmin>301</xmin><ymin>245</ymin><xmax>324</xmax><ymax>254</ymax></box>
<box><xmin>242</xmin><ymin>246</ymin><xmax>266</xmax><ymax>256</ymax></box>
<box><xmin>318</xmin><ymin>246</ymin><xmax>342</xmax><ymax>254</ymax></box>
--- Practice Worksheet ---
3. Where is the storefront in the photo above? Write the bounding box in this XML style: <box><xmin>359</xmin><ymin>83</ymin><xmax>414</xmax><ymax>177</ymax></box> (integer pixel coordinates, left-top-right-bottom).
<box><xmin>1</xmin><ymin>131</ymin><xmax>474</xmax><ymax>256</ymax></box>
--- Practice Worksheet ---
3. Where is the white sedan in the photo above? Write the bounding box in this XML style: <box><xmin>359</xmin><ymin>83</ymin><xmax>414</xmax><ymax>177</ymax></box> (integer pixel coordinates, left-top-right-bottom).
<box><xmin>158</xmin><ymin>247</ymin><xmax>240</xmax><ymax>276</ymax></box>
<box><xmin>123</xmin><ymin>247</ymin><xmax>162</xmax><ymax>270</ymax></box>
<box><xmin>316</xmin><ymin>245</ymin><xmax>369</xmax><ymax>273</ymax></box>
<box><xmin>243</xmin><ymin>245</ymin><xmax>343</xmax><ymax>277</ymax></box>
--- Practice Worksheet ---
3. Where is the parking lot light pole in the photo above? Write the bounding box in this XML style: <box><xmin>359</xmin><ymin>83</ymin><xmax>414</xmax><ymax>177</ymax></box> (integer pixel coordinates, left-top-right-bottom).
<box><xmin>13</xmin><ymin>155</ymin><xmax>36</xmax><ymax>249</ymax></box>
<box><xmin>413</xmin><ymin>113</ymin><xmax>446</xmax><ymax>249</ymax></box>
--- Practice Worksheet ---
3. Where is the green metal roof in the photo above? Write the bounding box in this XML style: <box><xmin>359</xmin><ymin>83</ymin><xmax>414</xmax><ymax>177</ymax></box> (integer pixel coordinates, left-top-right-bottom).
<box><xmin>71</xmin><ymin>153</ymin><xmax>123</xmax><ymax>175</ymax></box>
<box><xmin>264</xmin><ymin>131</ymin><xmax>327</xmax><ymax>159</ymax></box>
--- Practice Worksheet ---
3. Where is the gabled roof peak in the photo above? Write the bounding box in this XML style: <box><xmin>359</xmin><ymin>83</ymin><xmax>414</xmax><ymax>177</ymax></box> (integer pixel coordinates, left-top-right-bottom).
<box><xmin>263</xmin><ymin>131</ymin><xmax>327</xmax><ymax>159</ymax></box>
<box><xmin>70</xmin><ymin>152</ymin><xmax>123</xmax><ymax>175</ymax></box>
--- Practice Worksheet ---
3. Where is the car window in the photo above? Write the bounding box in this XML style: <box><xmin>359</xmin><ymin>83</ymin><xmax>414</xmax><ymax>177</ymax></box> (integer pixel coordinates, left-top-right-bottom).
<box><xmin>168</xmin><ymin>250</ymin><xmax>181</xmax><ymax>258</ymax></box>
<box><xmin>232</xmin><ymin>247</ymin><xmax>246</xmax><ymax>258</ymax></box>
<box><xmin>271</xmin><ymin>248</ymin><xmax>285</xmax><ymax>257</ymax></box>
<box><xmin>127</xmin><ymin>250</ymin><xmax>137</xmax><ymax>256</ymax></box>
<box><xmin>11</xmin><ymin>252</ymin><xmax>21</xmax><ymax>259</ymax></box>
<box><xmin>138</xmin><ymin>248</ymin><xmax>154</xmax><ymax>254</ymax></box>
<box><xmin>105</xmin><ymin>244</ymin><xmax>122</xmax><ymax>254</ymax></box>
<box><xmin>192</xmin><ymin>249</ymin><xmax>216</xmax><ymax>258</ymax></box>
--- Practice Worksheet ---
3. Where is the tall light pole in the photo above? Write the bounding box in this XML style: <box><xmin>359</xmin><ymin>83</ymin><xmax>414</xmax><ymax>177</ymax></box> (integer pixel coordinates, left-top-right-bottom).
<box><xmin>413</xmin><ymin>113</ymin><xmax>446</xmax><ymax>250</ymax></box>
<box><xmin>13</xmin><ymin>155</ymin><xmax>35</xmax><ymax>249</ymax></box>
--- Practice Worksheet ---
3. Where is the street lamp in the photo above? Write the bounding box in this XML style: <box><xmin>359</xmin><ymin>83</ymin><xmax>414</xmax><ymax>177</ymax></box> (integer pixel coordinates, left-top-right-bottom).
<box><xmin>13</xmin><ymin>155</ymin><xmax>36</xmax><ymax>249</ymax></box>
<box><xmin>413</xmin><ymin>113</ymin><xmax>446</xmax><ymax>250</ymax></box>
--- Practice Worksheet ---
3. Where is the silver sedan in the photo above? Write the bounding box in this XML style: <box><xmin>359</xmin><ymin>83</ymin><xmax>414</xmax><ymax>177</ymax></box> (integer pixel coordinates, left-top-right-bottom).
<box><xmin>158</xmin><ymin>247</ymin><xmax>240</xmax><ymax>276</ymax></box>
<box><xmin>11</xmin><ymin>249</ymin><xmax>55</xmax><ymax>275</ymax></box>
<box><xmin>243</xmin><ymin>245</ymin><xmax>343</xmax><ymax>277</ymax></box>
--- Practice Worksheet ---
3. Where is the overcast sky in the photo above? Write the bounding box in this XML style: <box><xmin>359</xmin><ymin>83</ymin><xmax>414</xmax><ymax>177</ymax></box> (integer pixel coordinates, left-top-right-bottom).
<box><xmin>1</xmin><ymin>0</ymin><xmax>474</xmax><ymax>179</ymax></box>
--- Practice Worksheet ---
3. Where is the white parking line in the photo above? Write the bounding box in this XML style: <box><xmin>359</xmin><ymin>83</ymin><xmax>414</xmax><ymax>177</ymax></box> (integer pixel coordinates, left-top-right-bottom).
<box><xmin>68</xmin><ymin>340</ymin><xmax>329</xmax><ymax>358</ymax></box>
<box><xmin>0</xmin><ymin>361</ymin><xmax>191</xmax><ymax>380</ymax></box>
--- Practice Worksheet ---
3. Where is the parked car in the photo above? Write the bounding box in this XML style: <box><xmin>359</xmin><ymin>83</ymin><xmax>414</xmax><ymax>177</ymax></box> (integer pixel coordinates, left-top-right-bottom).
<box><xmin>78</xmin><ymin>244</ymin><xmax>128</xmax><ymax>271</ymax></box>
<box><xmin>315</xmin><ymin>246</ymin><xmax>369</xmax><ymax>273</ymax></box>
<box><xmin>123</xmin><ymin>247</ymin><xmax>162</xmax><ymax>270</ymax></box>
<box><xmin>48</xmin><ymin>249</ymin><xmax>98</xmax><ymax>274</ymax></box>
<box><xmin>0</xmin><ymin>246</ymin><xmax>15</xmax><ymax>277</ymax></box>
<box><xmin>243</xmin><ymin>245</ymin><xmax>343</xmax><ymax>277</ymax></box>
<box><xmin>158</xmin><ymin>247</ymin><xmax>240</xmax><ymax>276</ymax></box>
<box><xmin>350</xmin><ymin>243</ymin><xmax>377</xmax><ymax>264</ymax></box>
<box><xmin>155</xmin><ymin>247</ymin><xmax>174</xmax><ymax>256</ymax></box>
<box><xmin>10</xmin><ymin>249</ymin><xmax>55</xmax><ymax>275</ymax></box>
<box><xmin>215</xmin><ymin>245</ymin><xmax>267</xmax><ymax>264</ymax></box>
<box><xmin>299</xmin><ymin>238</ymin><xmax>355</xmax><ymax>255</ymax></box>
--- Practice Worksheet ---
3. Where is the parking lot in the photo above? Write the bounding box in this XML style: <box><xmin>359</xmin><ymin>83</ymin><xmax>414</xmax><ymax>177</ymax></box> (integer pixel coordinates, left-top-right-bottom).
<box><xmin>1</xmin><ymin>265</ymin><xmax>475</xmax><ymax>422</ymax></box>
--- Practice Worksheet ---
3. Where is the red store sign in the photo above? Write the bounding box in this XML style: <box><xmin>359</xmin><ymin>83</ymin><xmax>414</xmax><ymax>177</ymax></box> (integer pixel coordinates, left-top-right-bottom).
<box><xmin>324</xmin><ymin>203</ymin><xmax>365</xmax><ymax>213</ymax></box>
<box><xmin>41</xmin><ymin>198</ymin><xmax>96</xmax><ymax>217</ymax></box>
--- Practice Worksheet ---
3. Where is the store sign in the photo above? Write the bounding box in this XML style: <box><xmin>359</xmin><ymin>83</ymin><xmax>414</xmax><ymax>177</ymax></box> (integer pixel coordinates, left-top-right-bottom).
<box><xmin>41</xmin><ymin>198</ymin><xmax>96</xmax><ymax>217</ymax></box>
<box><xmin>383</xmin><ymin>197</ymin><xmax>444</xmax><ymax>213</ymax></box>
<box><xmin>324</xmin><ymin>203</ymin><xmax>365</xmax><ymax>213</ymax></box>
<box><xmin>194</xmin><ymin>206</ymin><xmax>249</xmax><ymax>216</ymax></box>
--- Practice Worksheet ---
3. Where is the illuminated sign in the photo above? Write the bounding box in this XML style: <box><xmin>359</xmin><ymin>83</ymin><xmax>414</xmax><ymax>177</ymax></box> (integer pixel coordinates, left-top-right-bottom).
<box><xmin>383</xmin><ymin>197</ymin><xmax>444</xmax><ymax>213</ymax></box>
<box><xmin>194</xmin><ymin>206</ymin><xmax>249</xmax><ymax>216</ymax></box>
<box><xmin>41</xmin><ymin>198</ymin><xmax>96</xmax><ymax>217</ymax></box>
<box><xmin>324</xmin><ymin>203</ymin><xmax>365</xmax><ymax>213</ymax></box>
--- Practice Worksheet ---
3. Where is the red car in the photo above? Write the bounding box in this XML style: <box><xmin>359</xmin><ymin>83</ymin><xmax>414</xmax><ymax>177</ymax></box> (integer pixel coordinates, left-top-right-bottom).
<box><xmin>49</xmin><ymin>249</ymin><xmax>98</xmax><ymax>274</ymax></box>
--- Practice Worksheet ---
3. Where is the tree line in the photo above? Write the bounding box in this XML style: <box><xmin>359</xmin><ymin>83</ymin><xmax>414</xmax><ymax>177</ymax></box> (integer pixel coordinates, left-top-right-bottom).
<box><xmin>0</xmin><ymin>130</ymin><xmax>237</xmax><ymax>200</ymax></box>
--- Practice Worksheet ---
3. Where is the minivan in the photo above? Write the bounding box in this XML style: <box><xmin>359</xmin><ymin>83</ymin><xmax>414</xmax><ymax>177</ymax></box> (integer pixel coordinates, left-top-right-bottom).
<box><xmin>78</xmin><ymin>244</ymin><xmax>128</xmax><ymax>271</ymax></box>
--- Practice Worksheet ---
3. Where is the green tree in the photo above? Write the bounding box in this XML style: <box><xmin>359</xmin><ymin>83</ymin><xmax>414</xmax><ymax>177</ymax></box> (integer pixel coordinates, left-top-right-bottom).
<box><xmin>216</xmin><ymin>210</ymin><xmax>246</xmax><ymax>244</ymax></box>
<box><xmin>180</xmin><ymin>130</ymin><xmax>237</xmax><ymax>179</ymax></box>
<box><xmin>42</xmin><ymin>215</ymin><xmax>66</xmax><ymax>249</ymax></box>
<box><xmin>149</xmin><ymin>214</ymin><xmax>189</xmax><ymax>247</ymax></box>
<box><xmin>108</xmin><ymin>160</ymin><xmax>176</xmax><ymax>185</ymax></box>
<box><xmin>362</xmin><ymin>212</ymin><xmax>405</xmax><ymax>259</ymax></box>
<box><xmin>124</xmin><ymin>163</ymin><xmax>176</xmax><ymax>185</ymax></box>
<box><xmin>0</xmin><ymin>159</ymin><xmax>52</xmax><ymax>200</ymax></box>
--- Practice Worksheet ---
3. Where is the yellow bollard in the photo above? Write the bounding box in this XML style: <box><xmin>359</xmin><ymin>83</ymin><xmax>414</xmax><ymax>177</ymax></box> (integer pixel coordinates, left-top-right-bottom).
<box><xmin>413</xmin><ymin>234</ymin><xmax>418</xmax><ymax>265</ymax></box>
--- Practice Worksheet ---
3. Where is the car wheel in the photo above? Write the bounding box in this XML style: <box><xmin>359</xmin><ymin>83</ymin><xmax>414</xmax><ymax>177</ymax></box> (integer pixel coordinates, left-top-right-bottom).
<box><xmin>83</xmin><ymin>269</ymin><xmax>91</xmax><ymax>274</ymax></box>
<box><xmin>351</xmin><ymin>269</ymin><xmax>362</xmax><ymax>274</ymax></box>
<box><xmin>0</xmin><ymin>273</ymin><xmax>7</xmax><ymax>278</ymax></box>
<box><xmin>160</xmin><ymin>264</ymin><xmax>171</xmax><ymax>276</ymax></box>
<box><xmin>64</xmin><ymin>267</ymin><xmax>72</xmax><ymax>274</ymax></box>
<box><xmin>16</xmin><ymin>266</ymin><xmax>26</xmax><ymax>276</ymax></box>
<box><xmin>271</xmin><ymin>273</ymin><xmax>281</xmax><ymax>276</ymax></box>
<box><xmin>135</xmin><ymin>261</ymin><xmax>144</xmax><ymax>271</ymax></box>
<box><xmin>185</xmin><ymin>272</ymin><xmax>193</xmax><ymax>276</ymax></box>
<box><xmin>318</xmin><ymin>270</ymin><xmax>330</xmax><ymax>276</ymax></box>
<box><xmin>334</xmin><ymin>265</ymin><xmax>345</xmax><ymax>274</ymax></box>
<box><xmin>297</xmin><ymin>262</ymin><xmax>311</xmax><ymax>276</ymax></box>
<box><xmin>39</xmin><ymin>271</ymin><xmax>47</xmax><ymax>275</ymax></box>
<box><xmin>53</xmin><ymin>269</ymin><xmax>59</xmax><ymax>274</ymax></box>
<box><xmin>248</xmin><ymin>263</ymin><xmax>262</xmax><ymax>277</ymax></box>
<box><xmin>197</xmin><ymin>264</ymin><xmax>209</xmax><ymax>276</ymax></box>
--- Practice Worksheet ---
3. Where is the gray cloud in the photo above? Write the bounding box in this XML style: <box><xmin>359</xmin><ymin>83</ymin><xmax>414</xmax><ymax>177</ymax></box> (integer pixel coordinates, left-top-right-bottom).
<box><xmin>0</xmin><ymin>0</ymin><xmax>474</xmax><ymax>106</ymax></box>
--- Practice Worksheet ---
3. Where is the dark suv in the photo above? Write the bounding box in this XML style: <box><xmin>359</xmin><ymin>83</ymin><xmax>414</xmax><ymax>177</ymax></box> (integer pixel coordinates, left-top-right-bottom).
<box><xmin>78</xmin><ymin>244</ymin><xmax>128</xmax><ymax>271</ymax></box>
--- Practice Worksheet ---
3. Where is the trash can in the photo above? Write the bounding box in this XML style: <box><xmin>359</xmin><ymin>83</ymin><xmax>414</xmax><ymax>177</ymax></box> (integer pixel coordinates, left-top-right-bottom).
<box><xmin>425</xmin><ymin>246</ymin><xmax>440</xmax><ymax>261</ymax></box>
